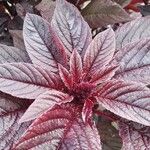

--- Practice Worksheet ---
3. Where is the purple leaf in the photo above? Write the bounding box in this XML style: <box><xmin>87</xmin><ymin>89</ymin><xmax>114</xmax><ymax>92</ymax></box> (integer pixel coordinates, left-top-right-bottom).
<box><xmin>19</xmin><ymin>90</ymin><xmax>74</xmax><ymax>123</ymax></box>
<box><xmin>23</xmin><ymin>13</ymin><xmax>67</xmax><ymax>72</ymax></box>
<box><xmin>0</xmin><ymin>93</ymin><xmax>30</xmax><ymax>115</ymax></box>
<box><xmin>96</xmin><ymin>80</ymin><xmax>150</xmax><ymax>126</ymax></box>
<box><xmin>0</xmin><ymin>110</ymin><xmax>31</xmax><ymax>150</ymax></box>
<box><xmin>36</xmin><ymin>0</ymin><xmax>56</xmax><ymax>23</ymax></box>
<box><xmin>0</xmin><ymin>91</ymin><xmax>31</xmax><ymax>149</ymax></box>
<box><xmin>58</xmin><ymin>64</ymin><xmax>73</xmax><ymax>89</ymax></box>
<box><xmin>82</xmin><ymin>98</ymin><xmax>94</xmax><ymax>125</ymax></box>
<box><xmin>70</xmin><ymin>49</ymin><xmax>83</xmax><ymax>83</ymax></box>
<box><xmin>51</xmin><ymin>0</ymin><xmax>92</xmax><ymax>56</ymax></box>
<box><xmin>81</xmin><ymin>0</ymin><xmax>132</xmax><ymax>28</ymax></box>
<box><xmin>90</xmin><ymin>65</ymin><xmax>119</xmax><ymax>85</ymax></box>
<box><xmin>83</xmin><ymin>28</ymin><xmax>116</xmax><ymax>76</ymax></box>
<box><xmin>0</xmin><ymin>44</ymin><xmax>30</xmax><ymax>63</ymax></box>
<box><xmin>119</xmin><ymin>121</ymin><xmax>150</xmax><ymax>150</ymax></box>
<box><xmin>115</xmin><ymin>16</ymin><xmax>150</xmax><ymax>49</ymax></box>
<box><xmin>14</xmin><ymin>104</ymin><xmax>102</xmax><ymax>150</ymax></box>
<box><xmin>113</xmin><ymin>38</ymin><xmax>150</xmax><ymax>85</ymax></box>
<box><xmin>0</xmin><ymin>63</ymin><xmax>61</xmax><ymax>99</ymax></box>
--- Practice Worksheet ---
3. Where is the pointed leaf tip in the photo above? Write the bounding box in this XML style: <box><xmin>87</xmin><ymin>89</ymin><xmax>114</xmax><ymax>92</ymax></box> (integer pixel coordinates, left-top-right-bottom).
<box><xmin>70</xmin><ymin>49</ymin><xmax>83</xmax><ymax>83</ymax></box>
<box><xmin>19</xmin><ymin>90</ymin><xmax>74</xmax><ymax>123</ymax></box>
<box><xmin>84</xmin><ymin>28</ymin><xmax>116</xmax><ymax>76</ymax></box>
<box><xmin>51</xmin><ymin>0</ymin><xmax>92</xmax><ymax>56</ymax></box>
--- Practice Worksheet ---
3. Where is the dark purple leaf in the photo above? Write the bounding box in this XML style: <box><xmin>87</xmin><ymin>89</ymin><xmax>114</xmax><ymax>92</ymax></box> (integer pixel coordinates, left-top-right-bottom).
<box><xmin>51</xmin><ymin>0</ymin><xmax>92</xmax><ymax>56</ymax></box>
<box><xmin>138</xmin><ymin>5</ymin><xmax>150</xmax><ymax>16</ymax></box>
<box><xmin>0</xmin><ymin>12</ymin><xmax>10</xmax><ymax>33</ymax></box>
<box><xmin>0</xmin><ymin>92</ymin><xmax>30</xmax><ymax>115</ymax></box>
<box><xmin>82</xmin><ymin>0</ymin><xmax>132</xmax><ymax>28</ymax></box>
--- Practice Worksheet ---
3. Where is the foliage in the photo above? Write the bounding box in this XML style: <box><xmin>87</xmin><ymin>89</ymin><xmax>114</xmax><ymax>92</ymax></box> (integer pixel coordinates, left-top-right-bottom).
<box><xmin>0</xmin><ymin>0</ymin><xmax>150</xmax><ymax>150</ymax></box>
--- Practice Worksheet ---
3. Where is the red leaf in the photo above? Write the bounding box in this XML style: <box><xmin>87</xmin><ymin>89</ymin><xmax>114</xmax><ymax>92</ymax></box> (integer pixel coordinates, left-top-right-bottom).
<box><xmin>58</xmin><ymin>64</ymin><xmax>73</xmax><ymax>89</ymax></box>
<box><xmin>0</xmin><ymin>110</ymin><xmax>31</xmax><ymax>150</ymax></box>
<box><xmin>119</xmin><ymin>121</ymin><xmax>150</xmax><ymax>150</ymax></box>
<box><xmin>83</xmin><ymin>28</ymin><xmax>116</xmax><ymax>76</ymax></box>
<box><xmin>0</xmin><ymin>63</ymin><xmax>61</xmax><ymax>99</ymax></box>
<box><xmin>113</xmin><ymin>39</ymin><xmax>150</xmax><ymax>85</ymax></box>
<box><xmin>96</xmin><ymin>80</ymin><xmax>150</xmax><ymax>126</ymax></box>
<box><xmin>19</xmin><ymin>90</ymin><xmax>73</xmax><ymax>123</ymax></box>
<box><xmin>14</xmin><ymin>104</ymin><xmax>102</xmax><ymax>150</ymax></box>
<box><xmin>115</xmin><ymin>16</ymin><xmax>150</xmax><ymax>49</ymax></box>
<box><xmin>51</xmin><ymin>0</ymin><xmax>92</xmax><ymax>56</ymax></box>
<box><xmin>70</xmin><ymin>49</ymin><xmax>83</xmax><ymax>83</ymax></box>
<box><xmin>90</xmin><ymin>65</ymin><xmax>119</xmax><ymax>85</ymax></box>
<box><xmin>82</xmin><ymin>99</ymin><xmax>94</xmax><ymax>125</ymax></box>
<box><xmin>0</xmin><ymin>44</ymin><xmax>30</xmax><ymax>63</ymax></box>
<box><xmin>23</xmin><ymin>13</ymin><xmax>67</xmax><ymax>72</ymax></box>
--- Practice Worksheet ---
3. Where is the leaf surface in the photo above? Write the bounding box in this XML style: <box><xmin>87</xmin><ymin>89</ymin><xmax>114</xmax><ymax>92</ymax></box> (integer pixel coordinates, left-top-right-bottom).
<box><xmin>83</xmin><ymin>28</ymin><xmax>115</xmax><ymax>75</ymax></box>
<box><xmin>82</xmin><ymin>0</ymin><xmax>132</xmax><ymax>28</ymax></box>
<box><xmin>0</xmin><ymin>93</ymin><xmax>30</xmax><ymax>116</ymax></box>
<box><xmin>96</xmin><ymin>80</ymin><xmax>150</xmax><ymax>126</ymax></box>
<box><xmin>113</xmin><ymin>38</ymin><xmax>150</xmax><ymax>85</ymax></box>
<box><xmin>23</xmin><ymin>13</ymin><xmax>67</xmax><ymax>72</ymax></box>
<box><xmin>58</xmin><ymin>64</ymin><xmax>73</xmax><ymax>89</ymax></box>
<box><xmin>14</xmin><ymin>104</ymin><xmax>102</xmax><ymax>150</ymax></box>
<box><xmin>0</xmin><ymin>63</ymin><xmax>61</xmax><ymax>99</ymax></box>
<box><xmin>119</xmin><ymin>121</ymin><xmax>150</xmax><ymax>150</ymax></box>
<box><xmin>70</xmin><ymin>49</ymin><xmax>83</xmax><ymax>83</ymax></box>
<box><xmin>36</xmin><ymin>0</ymin><xmax>56</xmax><ymax>22</ymax></box>
<box><xmin>82</xmin><ymin>99</ymin><xmax>94</xmax><ymax>125</ymax></box>
<box><xmin>115</xmin><ymin>16</ymin><xmax>150</xmax><ymax>49</ymax></box>
<box><xmin>19</xmin><ymin>90</ymin><xmax>73</xmax><ymax>123</ymax></box>
<box><xmin>0</xmin><ymin>110</ymin><xmax>31</xmax><ymax>150</ymax></box>
<box><xmin>51</xmin><ymin>0</ymin><xmax>92</xmax><ymax>56</ymax></box>
<box><xmin>90</xmin><ymin>65</ymin><xmax>119</xmax><ymax>85</ymax></box>
<box><xmin>0</xmin><ymin>44</ymin><xmax>30</xmax><ymax>63</ymax></box>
